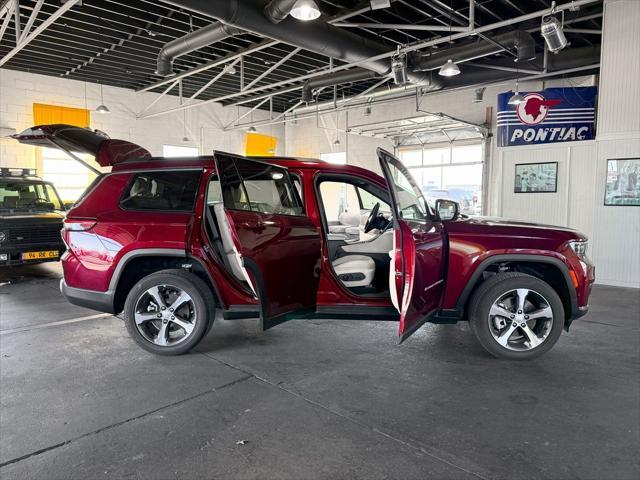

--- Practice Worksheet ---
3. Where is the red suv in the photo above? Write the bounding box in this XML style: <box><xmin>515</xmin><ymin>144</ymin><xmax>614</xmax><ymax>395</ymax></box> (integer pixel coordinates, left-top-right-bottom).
<box><xmin>14</xmin><ymin>125</ymin><xmax>595</xmax><ymax>360</ymax></box>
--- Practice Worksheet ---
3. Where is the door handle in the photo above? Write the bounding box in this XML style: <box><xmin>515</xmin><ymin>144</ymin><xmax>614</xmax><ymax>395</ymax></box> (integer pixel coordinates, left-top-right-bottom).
<box><xmin>240</xmin><ymin>222</ymin><xmax>266</xmax><ymax>232</ymax></box>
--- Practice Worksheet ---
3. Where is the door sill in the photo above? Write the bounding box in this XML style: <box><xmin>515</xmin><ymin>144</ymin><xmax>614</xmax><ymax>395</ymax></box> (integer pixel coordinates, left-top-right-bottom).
<box><xmin>315</xmin><ymin>305</ymin><xmax>399</xmax><ymax>320</ymax></box>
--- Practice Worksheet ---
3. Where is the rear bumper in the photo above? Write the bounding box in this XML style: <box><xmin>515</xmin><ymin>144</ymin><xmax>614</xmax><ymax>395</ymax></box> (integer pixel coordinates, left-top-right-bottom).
<box><xmin>60</xmin><ymin>279</ymin><xmax>115</xmax><ymax>314</ymax></box>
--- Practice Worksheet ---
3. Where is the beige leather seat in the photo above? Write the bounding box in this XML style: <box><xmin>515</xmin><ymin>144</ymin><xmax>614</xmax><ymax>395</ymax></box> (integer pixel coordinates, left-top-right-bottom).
<box><xmin>333</xmin><ymin>255</ymin><xmax>375</xmax><ymax>287</ymax></box>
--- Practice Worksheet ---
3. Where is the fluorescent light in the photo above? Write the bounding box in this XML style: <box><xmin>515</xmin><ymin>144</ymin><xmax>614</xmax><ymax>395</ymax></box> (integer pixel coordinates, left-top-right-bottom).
<box><xmin>438</xmin><ymin>59</ymin><xmax>460</xmax><ymax>77</ymax></box>
<box><xmin>290</xmin><ymin>0</ymin><xmax>321</xmax><ymax>21</ymax></box>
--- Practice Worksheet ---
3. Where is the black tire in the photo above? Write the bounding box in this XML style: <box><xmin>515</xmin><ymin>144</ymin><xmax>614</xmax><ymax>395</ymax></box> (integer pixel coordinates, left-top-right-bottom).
<box><xmin>124</xmin><ymin>269</ymin><xmax>215</xmax><ymax>355</ymax></box>
<box><xmin>468</xmin><ymin>272</ymin><xmax>565</xmax><ymax>360</ymax></box>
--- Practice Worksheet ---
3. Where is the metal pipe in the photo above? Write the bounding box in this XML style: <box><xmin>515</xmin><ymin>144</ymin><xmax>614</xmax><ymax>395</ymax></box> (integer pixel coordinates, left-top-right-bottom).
<box><xmin>411</xmin><ymin>31</ymin><xmax>535</xmax><ymax>72</ymax></box>
<box><xmin>301</xmin><ymin>68</ymin><xmax>381</xmax><ymax>102</ymax></box>
<box><xmin>155</xmin><ymin>22</ymin><xmax>243</xmax><ymax>76</ymax></box>
<box><xmin>144</xmin><ymin>0</ymin><xmax>599</xmax><ymax>118</ymax></box>
<box><xmin>263</xmin><ymin>0</ymin><xmax>298</xmax><ymax>24</ymax></box>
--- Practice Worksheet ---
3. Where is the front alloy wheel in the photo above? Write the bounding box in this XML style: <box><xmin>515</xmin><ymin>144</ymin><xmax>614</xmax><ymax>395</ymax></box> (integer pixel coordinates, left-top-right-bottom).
<box><xmin>124</xmin><ymin>269</ymin><xmax>214</xmax><ymax>355</ymax></box>
<box><xmin>487</xmin><ymin>288</ymin><xmax>554</xmax><ymax>351</ymax></box>
<box><xmin>469</xmin><ymin>272</ymin><xmax>565</xmax><ymax>360</ymax></box>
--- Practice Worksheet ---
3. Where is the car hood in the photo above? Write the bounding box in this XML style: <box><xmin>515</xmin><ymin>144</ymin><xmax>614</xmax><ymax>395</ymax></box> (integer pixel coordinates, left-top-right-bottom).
<box><xmin>446</xmin><ymin>216</ymin><xmax>587</xmax><ymax>242</ymax></box>
<box><xmin>0</xmin><ymin>211</ymin><xmax>65</xmax><ymax>224</ymax></box>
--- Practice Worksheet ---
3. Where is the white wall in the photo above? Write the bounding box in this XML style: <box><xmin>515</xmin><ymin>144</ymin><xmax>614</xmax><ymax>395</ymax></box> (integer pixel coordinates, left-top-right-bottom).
<box><xmin>0</xmin><ymin>68</ymin><xmax>284</xmax><ymax>169</ymax></box>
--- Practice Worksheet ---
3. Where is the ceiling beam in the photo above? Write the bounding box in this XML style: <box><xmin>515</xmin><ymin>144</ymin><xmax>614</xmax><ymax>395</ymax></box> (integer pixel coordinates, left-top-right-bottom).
<box><xmin>140</xmin><ymin>0</ymin><xmax>600</xmax><ymax>119</ymax></box>
<box><xmin>0</xmin><ymin>0</ymin><xmax>81</xmax><ymax>67</ymax></box>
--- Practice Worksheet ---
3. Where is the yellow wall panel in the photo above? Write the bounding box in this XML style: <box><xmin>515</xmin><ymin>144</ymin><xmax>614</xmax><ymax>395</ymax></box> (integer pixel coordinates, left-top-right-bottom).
<box><xmin>245</xmin><ymin>132</ymin><xmax>277</xmax><ymax>157</ymax></box>
<box><xmin>33</xmin><ymin>103</ymin><xmax>90</xmax><ymax>128</ymax></box>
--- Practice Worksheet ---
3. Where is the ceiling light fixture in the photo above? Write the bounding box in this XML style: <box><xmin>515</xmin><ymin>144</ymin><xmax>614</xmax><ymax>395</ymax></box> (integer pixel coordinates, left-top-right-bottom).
<box><xmin>290</xmin><ymin>0</ymin><xmax>321</xmax><ymax>21</ymax></box>
<box><xmin>248</xmin><ymin>126</ymin><xmax>257</xmax><ymax>133</ymax></box>
<box><xmin>95</xmin><ymin>83</ymin><xmax>110</xmax><ymax>114</ymax></box>
<box><xmin>439</xmin><ymin>0</ymin><xmax>460</xmax><ymax>77</ymax></box>
<box><xmin>391</xmin><ymin>47</ymin><xmax>407</xmax><ymax>85</ymax></box>
<box><xmin>439</xmin><ymin>59</ymin><xmax>460</xmax><ymax>77</ymax></box>
<box><xmin>541</xmin><ymin>2</ymin><xmax>568</xmax><ymax>53</ymax></box>
<box><xmin>508</xmin><ymin>60</ymin><xmax>525</xmax><ymax>105</ymax></box>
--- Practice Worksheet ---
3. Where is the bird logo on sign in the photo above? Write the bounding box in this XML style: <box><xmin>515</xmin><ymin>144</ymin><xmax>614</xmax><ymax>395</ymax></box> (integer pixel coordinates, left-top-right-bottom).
<box><xmin>516</xmin><ymin>93</ymin><xmax>562</xmax><ymax>125</ymax></box>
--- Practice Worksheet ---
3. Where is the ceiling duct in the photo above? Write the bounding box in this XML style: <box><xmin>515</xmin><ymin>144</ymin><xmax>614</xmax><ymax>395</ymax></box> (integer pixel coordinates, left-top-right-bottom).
<box><xmin>411</xmin><ymin>31</ymin><xmax>536</xmax><ymax>72</ymax></box>
<box><xmin>165</xmin><ymin>0</ymin><xmax>392</xmax><ymax>75</ymax></box>
<box><xmin>156</xmin><ymin>22</ymin><xmax>243</xmax><ymax>76</ymax></box>
<box><xmin>263</xmin><ymin>0</ymin><xmax>298</xmax><ymax>24</ymax></box>
<box><xmin>165</xmin><ymin>0</ymin><xmax>442</xmax><ymax>95</ymax></box>
<box><xmin>301</xmin><ymin>68</ymin><xmax>380</xmax><ymax>102</ymax></box>
<box><xmin>441</xmin><ymin>45</ymin><xmax>599</xmax><ymax>88</ymax></box>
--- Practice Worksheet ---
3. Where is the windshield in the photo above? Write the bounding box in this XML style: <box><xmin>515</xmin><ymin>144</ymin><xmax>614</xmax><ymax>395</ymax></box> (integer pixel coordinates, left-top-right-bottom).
<box><xmin>0</xmin><ymin>180</ymin><xmax>64</xmax><ymax>211</ymax></box>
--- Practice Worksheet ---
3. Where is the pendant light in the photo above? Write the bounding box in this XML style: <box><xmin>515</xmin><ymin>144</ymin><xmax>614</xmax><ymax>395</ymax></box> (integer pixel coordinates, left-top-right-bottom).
<box><xmin>95</xmin><ymin>83</ymin><xmax>110</xmax><ymax>114</ymax></box>
<box><xmin>290</xmin><ymin>0</ymin><xmax>321</xmax><ymax>21</ymax></box>
<box><xmin>508</xmin><ymin>61</ymin><xmax>525</xmax><ymax>105</ymax></box>
<box><xmin>438</xmin><ymin>0</ymin><xmax>460</xmax><ymax>77</ymax></box>
<box><xmin>179</xmin><ymin>81</ymin><xmax>189</xmax><ymax>142</ymax></box>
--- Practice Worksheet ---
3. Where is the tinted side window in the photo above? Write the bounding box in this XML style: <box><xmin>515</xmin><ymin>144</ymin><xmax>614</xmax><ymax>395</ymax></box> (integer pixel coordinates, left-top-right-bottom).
<box><xmin>223</xmin><ymin>157</ymin><xmax>303</xmax><ymax>216</ymax></box>
<box><xmin>120</xmin><ymin>171</ymin><xmax>201</xmax><ymax>211</ymax></box>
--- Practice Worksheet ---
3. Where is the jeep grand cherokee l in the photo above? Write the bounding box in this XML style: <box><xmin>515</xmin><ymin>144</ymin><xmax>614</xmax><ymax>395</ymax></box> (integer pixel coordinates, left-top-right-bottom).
<box><xmin>13</xmin><ymin>125</ymin><xmax>595</xmax><ymax>360</ymax></box>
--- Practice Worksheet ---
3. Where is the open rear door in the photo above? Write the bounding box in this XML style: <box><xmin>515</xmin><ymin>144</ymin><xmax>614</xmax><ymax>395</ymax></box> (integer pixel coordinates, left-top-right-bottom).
<box><xmin>214</xmin><ymin>152</ymin><xmax>321</xmax><ymax>330</ymax></box>
<box><xmin>377</xmin><ymin>148</ymin><xmax>446</xmax><ymax>342</ymax></box>
<box><xmin>12</xmin><ymin>125</ymin><xmax>150</xmax><ymax>169</ymax></box>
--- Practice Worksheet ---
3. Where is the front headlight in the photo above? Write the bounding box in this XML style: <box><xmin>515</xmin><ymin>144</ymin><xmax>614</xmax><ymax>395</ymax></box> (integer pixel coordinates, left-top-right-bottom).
<box><xmin>569</xmin><ymin>240</ymin><xmax>588</xmax><ymax>256</ymax></box>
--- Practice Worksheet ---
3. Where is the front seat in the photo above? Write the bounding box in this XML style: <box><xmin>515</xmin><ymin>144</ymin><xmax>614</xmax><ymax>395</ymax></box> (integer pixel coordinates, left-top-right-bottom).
<box><xmin>333</xmin><ymin>255</ymin><xmax>375</xmax><ymax>288</ymax></box>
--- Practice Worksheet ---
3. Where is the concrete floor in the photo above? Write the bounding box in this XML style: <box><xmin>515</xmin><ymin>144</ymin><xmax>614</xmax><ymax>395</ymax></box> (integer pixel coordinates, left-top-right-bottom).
<box><xmin>0</xmin><ymin>263</ymin><xmax>638</xmax><ymax>480</ymax></box>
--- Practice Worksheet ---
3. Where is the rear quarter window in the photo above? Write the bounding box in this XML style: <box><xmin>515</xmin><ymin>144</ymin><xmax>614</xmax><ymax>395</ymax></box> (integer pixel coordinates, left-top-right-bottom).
<box><xmin>120</xmin><ymin>170</ymin><xmax>202</xmax><ymax>212</ymax></box>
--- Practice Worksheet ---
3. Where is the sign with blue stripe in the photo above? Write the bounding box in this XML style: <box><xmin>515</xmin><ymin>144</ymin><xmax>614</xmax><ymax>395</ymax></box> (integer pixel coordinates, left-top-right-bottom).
<box><xmin>497</xmin><ymin>86</ymin><xmax>597</xmax><ymax>147</ymax></box>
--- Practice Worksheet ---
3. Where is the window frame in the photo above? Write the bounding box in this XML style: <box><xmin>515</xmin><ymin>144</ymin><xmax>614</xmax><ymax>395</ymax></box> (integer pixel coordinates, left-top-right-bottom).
<box><xmin>218</xmin><ymin>156</ymin><xmax>306</xmax><ymax>217</ymax></box>
<box><xmin>118</xmin><ymin>168</ymin><xmax>204</xmax><ymax>213</ymax></box>
<box><xmin>314</xmin><ymin>172</ymin><xmax>393</xmax><ymax>234</ymax></box>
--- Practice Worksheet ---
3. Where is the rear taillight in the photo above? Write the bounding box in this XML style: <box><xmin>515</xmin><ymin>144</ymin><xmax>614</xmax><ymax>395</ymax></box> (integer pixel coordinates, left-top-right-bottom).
<box><xmin>63</xmin><ymin>219</ymin><xmax>97</xmax><ymax>231</ymax></box>
<box><xmin>62</xmin><ymin>219</ymin><xmax>97</xmax><ymax>248</ymax></box>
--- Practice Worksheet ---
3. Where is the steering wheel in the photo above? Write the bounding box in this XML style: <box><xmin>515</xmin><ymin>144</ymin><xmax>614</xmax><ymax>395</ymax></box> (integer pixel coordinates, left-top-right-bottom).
<box><xmin>364</xmin><ymin>202</ymin><xmax>380</xmax><ymax>233</ymax></box>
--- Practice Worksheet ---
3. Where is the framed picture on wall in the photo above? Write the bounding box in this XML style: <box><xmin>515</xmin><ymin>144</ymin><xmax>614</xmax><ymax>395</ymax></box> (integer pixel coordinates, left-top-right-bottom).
<box><xmin>605</xmin><ymin>158</ymin><xmax>640</xmax><ymax>206</ymax></box>
<box><xmin>514</xmin><ymin>162</ymin><xmax>558</xmax><ymax>193</ymax></box>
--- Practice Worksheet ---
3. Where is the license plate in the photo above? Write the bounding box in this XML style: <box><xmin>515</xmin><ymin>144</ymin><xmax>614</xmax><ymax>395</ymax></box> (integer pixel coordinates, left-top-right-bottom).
<box><xmin>21</xmin><ymin>250</ymin><xmax>59</xmax><ymax>261</ymax></box>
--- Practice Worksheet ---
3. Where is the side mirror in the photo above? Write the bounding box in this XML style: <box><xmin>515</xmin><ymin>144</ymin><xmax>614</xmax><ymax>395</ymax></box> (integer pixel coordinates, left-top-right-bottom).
<box><xmin>63</xmin><ymin>201</ymin><xmax>75</xmax><ymax>210</ymax></box>
<box><xmin>435</xmin><ymin>199</ymin><xmax>459</xmax><ymax>221</ymax></box>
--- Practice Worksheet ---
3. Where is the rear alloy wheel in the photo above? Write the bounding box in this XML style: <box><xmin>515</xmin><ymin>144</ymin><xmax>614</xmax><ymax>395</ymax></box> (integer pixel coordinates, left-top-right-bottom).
<box><xmin>469</xmin><ymin>272</ymin><xmax>565</xmax><ymax>360</ymax></box>
<box><xmin>124</xmin><ymin>269</ymin><xmax>214</xmax><ymax>355</ymax></box>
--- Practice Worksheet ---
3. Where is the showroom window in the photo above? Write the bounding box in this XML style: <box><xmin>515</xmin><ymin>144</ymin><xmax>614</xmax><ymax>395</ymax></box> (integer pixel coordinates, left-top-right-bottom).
<box><xmin>40</xmin><ymin>147</ymin><xmax>92</xmax><ymax>202</ymax></box>
<box><xmin>399</xmin><ymin>142</ymin><xmax>484</xmax><ymax>216</ymax></box>
<box><xmin>162</xmin><ymin>145</ymin><xmax>199</xmax><ymax>157</ymax></box>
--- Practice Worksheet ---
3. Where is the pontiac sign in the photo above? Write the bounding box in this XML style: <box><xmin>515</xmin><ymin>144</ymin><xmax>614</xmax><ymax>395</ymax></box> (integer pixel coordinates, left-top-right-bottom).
<box><xmin>497</xmin><ymin>86</ymin><xmax>597</xmax><ymax>147</ymax></box>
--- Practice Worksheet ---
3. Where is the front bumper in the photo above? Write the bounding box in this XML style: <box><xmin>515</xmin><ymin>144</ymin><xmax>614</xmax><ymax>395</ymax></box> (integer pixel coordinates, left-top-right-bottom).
<box><xmin>0</xmin><ymin>244</ymin><xmax>65</xmax><ymax>267</ymax></box>
<box><xmin>60</xmin><ymin>279</ymin><xmax>116</xmax><ymax>314</ymax></box>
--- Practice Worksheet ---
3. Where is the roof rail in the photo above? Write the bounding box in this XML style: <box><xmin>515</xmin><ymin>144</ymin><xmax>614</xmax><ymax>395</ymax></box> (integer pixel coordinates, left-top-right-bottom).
<box><xmin>0</xmin><ymin>167</ymin><xmax>38</xmax><ymax>178</ymax></box>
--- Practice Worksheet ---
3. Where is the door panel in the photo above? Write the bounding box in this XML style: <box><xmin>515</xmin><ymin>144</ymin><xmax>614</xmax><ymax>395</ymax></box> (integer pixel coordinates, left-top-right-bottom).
<box><xmin>378</xmin><ymin>148</ymin><xmax>446</xmax><ymax>342</ymax></box>
<box><xmin>215</xmin><ymin>153</ymin><xmax>321</xmax><ymax>329</ymax></box>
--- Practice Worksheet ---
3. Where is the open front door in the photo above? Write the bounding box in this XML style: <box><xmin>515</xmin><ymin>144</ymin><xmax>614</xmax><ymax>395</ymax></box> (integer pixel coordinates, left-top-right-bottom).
<box><xmin>214</xmin><ymin>153</ymin><xmax>321</xmax><ymax>330</ymax></box>
<box><xmin>377</xmin><ymin>148</ymin><xmax>446</xmax><ymax>342</ymax></box>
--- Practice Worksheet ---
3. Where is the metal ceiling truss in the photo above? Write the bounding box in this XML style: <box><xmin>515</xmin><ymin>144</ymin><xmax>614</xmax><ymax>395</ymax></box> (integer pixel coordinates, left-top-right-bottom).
<box><xmin>136</xmin><ymin>0</ymin><xmax>600</xmax><ymax>122</ymax></box>
<box><xmin>0</xmin><ymin>0</ymin><xmax>603</xmax><ymax>124</ymax></box>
